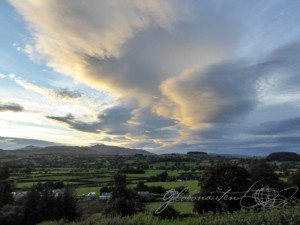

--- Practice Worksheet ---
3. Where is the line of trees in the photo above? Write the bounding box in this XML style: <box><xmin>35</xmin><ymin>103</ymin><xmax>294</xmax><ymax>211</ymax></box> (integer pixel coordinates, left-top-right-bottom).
<box><xmin>0</xmin><ymin>167</ymin><xmax>80</xmax><ymax>225</ymax></box>
<box><xmin>194</xmin><ymin>161</ymin><xmax>300</xmax><ymax>214</ymax></box>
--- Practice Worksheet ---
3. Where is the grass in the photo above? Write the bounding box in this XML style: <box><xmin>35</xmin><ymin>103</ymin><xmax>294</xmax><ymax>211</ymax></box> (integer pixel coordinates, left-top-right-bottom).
<box><xmin>75</xmin><ymin>187</ymin><xmax>101</xmax><ymax>196</ymax></box>
<box><xmin>125</xmin><ymin>170</ymin><xmax>202</xmax><ymax>178</ymax></box>
<box><xmin>75</xmin><ymin>179</ymin><xmax>199</xmax><ymax>197</ymax></box>
<box><xmin>146</xmin><ymin>202</ymin><xmax>195</xmax><ymax>214</ymax></box>
<box><xmin>39</xmin><ymin>203</ymin><xmax>300</xmax><ymax>225</ymax></box>
<box><xmin>77</xmin><ymin>201</ymin><xmax>107</xmax><ymax>219</ymax></box>
<box><xmin>12</xmin><ymin>169</ymin><xmax>201</xmax><ymax>195</ymax></box>
<box><xmin>18</xmin><ymin>175</ymin><xmax>87</xmax><ymax>181</ymax></box>
<box><xmin>141</xmin><ymin>170</ymin><xmax>165</xmax><ymax>176</ymax></box>
<box><xmin>12</xmin><ymin>171</ymin><xmax>114</xmax><ymax>190</ymax></box>
<box><xmin>15</xmin><ymin>181</ymin><xmax>41</xmax><ymax>188</ymax></box>
<box><xmin>280</xmin><ymin>176</ymin><xmax>289</xmax><ymax>182</ymax></box>
<box><xmin>151</xmin><ymin>162</ymin><xmax>176</xmax><ymax>167</ymax></box>
<box><xmin>79</xmin><ymin>177</ymin><xmax>113</xmax><ymax>183</ymax></box>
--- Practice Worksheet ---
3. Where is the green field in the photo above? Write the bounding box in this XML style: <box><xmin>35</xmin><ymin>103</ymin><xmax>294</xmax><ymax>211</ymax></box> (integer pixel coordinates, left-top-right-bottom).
<box><xmin>11</xmin><ymin>170</ymin><xmax>116</xmax><ymax>190</ymax></box>
<box><xmin>146</xmin><ymin>181</ymin><xmax>199</xmax><ymax>192</ymax></box>
<box><xmin>75</xmin><ymin>187</ymin><xmax>102</xmax><ymax>196</ymax></box>
<box><xmin>12</xmin><ymin>168</ymin><xmax>202</xmax><ymax>195</ymax></box>
<box><xmin>1</xmin><ymin>151</ymin><xmax>299</xmax><ymax>225</ymax></box>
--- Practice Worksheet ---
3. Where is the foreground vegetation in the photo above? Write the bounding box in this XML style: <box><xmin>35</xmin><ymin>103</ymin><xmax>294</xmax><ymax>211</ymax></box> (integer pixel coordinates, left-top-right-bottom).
<box><xmin>1</xmin><ymin>151</ymin><xmax>299</xmax><ymax>224</ymax></box>
<box><xmin>40</xmin><ymin>204</ymin><xmax>300</xmax><ymax>225</ymax></box>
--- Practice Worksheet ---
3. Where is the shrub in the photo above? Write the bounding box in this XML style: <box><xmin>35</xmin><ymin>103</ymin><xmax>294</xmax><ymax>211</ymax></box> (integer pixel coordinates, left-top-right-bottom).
<box><xmin>153</xmin><ymin>205</ymin><xmax>180</xmax><ymax>219</ymax></box>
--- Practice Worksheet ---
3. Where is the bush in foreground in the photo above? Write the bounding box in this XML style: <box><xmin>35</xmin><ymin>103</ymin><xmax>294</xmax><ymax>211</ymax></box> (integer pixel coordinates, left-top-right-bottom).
<box><xmin>40</xmin><ymin>203</ymin><xmax>300</xmax><ymax>225</ymax></box>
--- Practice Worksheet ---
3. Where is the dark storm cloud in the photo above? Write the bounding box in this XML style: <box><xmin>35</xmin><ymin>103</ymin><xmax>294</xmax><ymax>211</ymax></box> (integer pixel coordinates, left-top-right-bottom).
<box><xmin>0</xmin><ymin>103</ymin><xmax>23</xmax><ymax>112</ymax></box>
<box><xmin>46</xmin><ymin>113</ymin><xmax>101</xmax><ymax>133</ymax></box>
<box><xmin>179</xmin><ymin>42</ymin><xmax>300</xmax><ymax>139</ymax></box>
<box><xmin>129</xmin><ymin>108</ymin><xmax>177</xmax><ymax>139</ymax></box>
<box><xmin>46</xmin><ymin>105</ymin><xmax>134</xmax><ymax>134</ymax></box>
<box><xmin>46</xmin><ymin>106</ymin><xmax>178</xmax><ymax>143</ymax></box>
<box><xmin>253</xmin><ymin>117</ymin><xmax>300</xmax><ymax>135</ymax></box>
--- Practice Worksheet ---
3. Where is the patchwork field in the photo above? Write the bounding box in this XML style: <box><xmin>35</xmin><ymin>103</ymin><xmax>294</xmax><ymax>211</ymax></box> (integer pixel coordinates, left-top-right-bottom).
<box><xmin>10</xmin><ymin>167</ymin><xmax>202</xmax><ymax>196</ymax></box>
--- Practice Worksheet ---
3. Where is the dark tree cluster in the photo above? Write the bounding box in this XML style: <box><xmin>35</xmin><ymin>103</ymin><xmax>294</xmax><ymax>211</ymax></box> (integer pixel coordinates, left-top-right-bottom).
<box><xmin>134</xmin><ymin>181</ymin><xmax>166</xmax><ymax>194</ymax></box>
<box><xmin>21</xmin><ymin>185</ymin><xmax>79</xmax><ymax>225</ymax></box>
<box><xmin>194</xmin><ymin>161</ymin><xmax>291</xmax><ymax>214</ymax></box>
<box><xmin>187</xmin><ymin>151</ymin><xmax>207</xmax><ymax>155</ymax></box>
<box><xmin>0</xmin><ymin>176</ymin><xmax>80</xmax><ymax>225</ymax></box>
<box><xmin>105</xmin><ymin>172</ymin><xmax>145</xmax><ymax>217</ymax></box>
<box><xmin>266</xmin><ymin>152</ymin><xmax>300</xmax><ymax>161</ymax></box>
<box><xmin>121</xmin><ymin>168</ymin><xmax>145</xmax><ymax>174</ymax></box>
<box><xmin>0</xmin><ymin>167</ymin><xmax>13</xmax><ymax>208</ymax></box>
<box><xmin>149</xmin><ymin>171</ymin><xmax>169</xmax><ymax>182</ymax></box>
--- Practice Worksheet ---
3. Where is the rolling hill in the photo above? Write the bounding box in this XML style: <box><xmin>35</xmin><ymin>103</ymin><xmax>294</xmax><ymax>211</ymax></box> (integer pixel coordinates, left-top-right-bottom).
<box><xmin>0</xmin><ymin>144</ymin><xmax>153</xmax><ymax>156</ymax></box>
<box><xmin>266</xmin><ymin>152</ymin><xmax>300</xmax><ymax>161</ymax></box>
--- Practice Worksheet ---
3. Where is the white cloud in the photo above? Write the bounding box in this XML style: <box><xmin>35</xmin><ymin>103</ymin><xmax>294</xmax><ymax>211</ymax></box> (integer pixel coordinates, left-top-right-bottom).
<box><xmin>7</xmin><ymin>0</ymin><xmax>243</xmax><ymax>147</ymax></box>
<box><xmin>9</xmin><ymin>0</ymin><xmax>300</xmax><ymax>153</ymax></box>
<box><xmin>2</xmin><ymin>73</ymin><xmax>112</xmax><ymax>123</ymax></box>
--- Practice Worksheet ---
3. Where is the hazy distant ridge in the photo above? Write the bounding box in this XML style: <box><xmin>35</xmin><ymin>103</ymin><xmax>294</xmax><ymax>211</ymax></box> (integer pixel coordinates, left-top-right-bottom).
<box><xmin>0</xmin><ymin>144</ymin><xmax>153</xmax><ymax>156</ymax></box>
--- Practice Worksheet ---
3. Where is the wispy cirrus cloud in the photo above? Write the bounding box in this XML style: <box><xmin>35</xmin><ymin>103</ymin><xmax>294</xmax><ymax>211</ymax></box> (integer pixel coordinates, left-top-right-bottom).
<box><xmin>2</xmin><ymin>73</ymin><xmax>111</xmax><ymax>123</ymax></box>
<box><xmin>9</xmin><ymin>74</ymin><xmax>82</xmax><ymax>101</ymax></box>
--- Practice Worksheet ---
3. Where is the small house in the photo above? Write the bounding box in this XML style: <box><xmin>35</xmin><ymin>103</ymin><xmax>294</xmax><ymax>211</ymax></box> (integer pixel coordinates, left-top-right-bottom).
<box><xmin>87</xmin><ymin>192</ymin><xmax>97</xmax><ymax>199</ymax></box>
<box><xmin>99</xmin><ymin>192</ymin><xmax>111</xmax><ymax>201</ymax></box>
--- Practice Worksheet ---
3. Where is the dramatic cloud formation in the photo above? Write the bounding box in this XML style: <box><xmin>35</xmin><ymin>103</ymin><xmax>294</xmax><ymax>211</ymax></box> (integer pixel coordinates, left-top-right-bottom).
<box><xmin>46</xmin><ymin>104</ymin><xmax>177</xmax><ymax>149</ymax></box>
<box><xmin>9</xmin><ymin>0</ymin><xmax>237</xmax><ymax>139</ymax></box>
<box><xmin>156</xmin><ymin>63</ymin><xmax>256</xmax><ymax>129</ymax></box>
<box><xmin>5</xmin><ymin>0</ymin><xmax>300</xmax><ymax>154</ymax></box>
<box><xmin>9</xmin><ymin>0</ymin><xmax>189</xmax><ymax>92</ymax></box>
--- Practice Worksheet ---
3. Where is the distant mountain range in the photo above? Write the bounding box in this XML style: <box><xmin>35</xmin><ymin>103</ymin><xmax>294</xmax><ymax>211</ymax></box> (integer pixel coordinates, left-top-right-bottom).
<box><xmin>0</xmin><ymin>144</ymin><xmax>154</xmax><ymax>156</ymax></box>
<box><xmin>0</xmin><ymin>144</ymin><xmax>298</xmax><ymax>159</ymax></box>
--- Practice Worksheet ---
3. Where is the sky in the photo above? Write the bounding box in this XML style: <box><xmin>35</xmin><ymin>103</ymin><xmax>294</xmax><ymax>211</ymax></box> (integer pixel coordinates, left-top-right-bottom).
<box><xmin>1</xmin><ymin>0</ymin><xmax>300</xmax><ymax>155</ymax></box>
